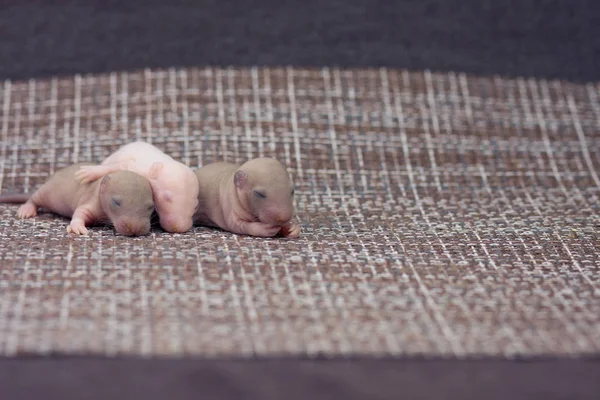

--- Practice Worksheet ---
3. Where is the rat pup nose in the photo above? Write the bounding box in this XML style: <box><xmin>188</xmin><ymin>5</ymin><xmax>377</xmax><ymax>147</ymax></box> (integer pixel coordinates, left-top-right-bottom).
<box><xmin>117</xmin><ymin>219</ymin><xmax>150</xmax><ymax>236</ymax></box>
<box><xmin>160</xmin><ymin>216</ymin><xmax>192</xmax><ymax>233</ymax></box>
<box><xmin>119</xmin><ymin>221</ymin><xmax>135</xmax><ymax>235</ymax></box>
<box><xmin>274</xmin><ymin>210</ymin><xmax>292</xmax><ymax>224</ymax></box>
<box><xmin>130</xmin><ymin>222</ymin><xmax>151</xmax><ymax>236</ymax></box>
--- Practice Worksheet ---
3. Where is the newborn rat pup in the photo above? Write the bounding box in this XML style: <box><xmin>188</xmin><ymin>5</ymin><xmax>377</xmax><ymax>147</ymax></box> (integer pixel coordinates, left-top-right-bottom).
<box><xmin>193</xmin><ymin>157</ymin><xmax>301</xmax><ymax>238</ymax></box>
<box><xmin>0</xmin><ymin>163</ymin><xmax>155</xmax><ymax>236</ymax></box>
<box><xmin>74</xmin><ymin>141</ymin><xmax>199</xmax><ymax>233</ymax></box>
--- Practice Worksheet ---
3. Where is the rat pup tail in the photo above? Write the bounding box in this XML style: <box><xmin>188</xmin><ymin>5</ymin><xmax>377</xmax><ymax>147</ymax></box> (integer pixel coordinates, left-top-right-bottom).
<box><xmin>0</xmin><ymin>193</ymin><xmax>31</xmax><ymax>204</ymax></box>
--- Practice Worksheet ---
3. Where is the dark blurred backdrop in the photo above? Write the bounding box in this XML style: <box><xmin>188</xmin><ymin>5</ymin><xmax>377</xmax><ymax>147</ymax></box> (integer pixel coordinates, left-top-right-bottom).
<box><xmin>0</xmin><ymin>0</ymin><xmax>598</xmax><ymax>81</ymax></box>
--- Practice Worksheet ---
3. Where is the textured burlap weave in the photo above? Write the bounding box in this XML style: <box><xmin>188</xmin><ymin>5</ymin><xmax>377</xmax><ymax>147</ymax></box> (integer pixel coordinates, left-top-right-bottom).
<box><xmin>0</xmin><ymin>67</ymin><xmax>599</xmax><ymax>357</ymax></box>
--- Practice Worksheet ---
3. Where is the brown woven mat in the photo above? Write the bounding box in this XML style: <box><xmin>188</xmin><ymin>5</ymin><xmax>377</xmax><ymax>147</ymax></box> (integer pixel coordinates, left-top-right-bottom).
<box><xmin>0</xmin><ymin>67</ymin><xmax>599</xmax><ymax>358</ymax></box>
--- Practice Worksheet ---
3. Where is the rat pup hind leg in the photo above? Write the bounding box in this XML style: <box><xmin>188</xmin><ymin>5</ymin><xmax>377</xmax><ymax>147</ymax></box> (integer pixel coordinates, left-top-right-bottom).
<box><xmin>15</xmin><ymin>182</ymin><xmax>52</xmax><ymax>219</ymax></box>
<box><xmin>17</xmin><ymin>201</ymin><xmax>38</xmax><ymax>219</ymax></box>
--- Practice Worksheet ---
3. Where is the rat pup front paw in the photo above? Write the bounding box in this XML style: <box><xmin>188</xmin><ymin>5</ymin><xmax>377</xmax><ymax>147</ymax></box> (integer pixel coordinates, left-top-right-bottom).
<box><xmin>279</xmin><ymin>222</ymin><xmax>301</xmax><ymax>238</ymax></box>
<box><xmin>17</xmin><ymin>203</ymin><xmax>38</xmax><ymax>219</ymax></box>
<box><xmin>67</xmin><ymin>220</ymin><xmax>89</xmax><ymax>235</ymax></box>
<box><xmin>241</xmin><ymin>221</ymin><xmax>282</xmax><ymax>237</ymax></box>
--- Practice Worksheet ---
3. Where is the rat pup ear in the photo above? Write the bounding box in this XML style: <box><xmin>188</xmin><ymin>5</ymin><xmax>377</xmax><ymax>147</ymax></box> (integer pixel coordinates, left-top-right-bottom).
<box><xmin>100</xmin><ymin>175</ymin><xmax>111</xmax><ymax>193</ymax></box>
<box><xmin>149</xmin><ymin>162</ymin><xmax>164</xmax><ymax>179</ymax></box>
<box><xmin>234</xmin><ymin>170</ymin><xmax>248</xmax><ymax>188</ymax></box>
<box><xmin>162</xmin><ymin>190</ymin><xmax>173</xmax><ymax>203</ymax></box>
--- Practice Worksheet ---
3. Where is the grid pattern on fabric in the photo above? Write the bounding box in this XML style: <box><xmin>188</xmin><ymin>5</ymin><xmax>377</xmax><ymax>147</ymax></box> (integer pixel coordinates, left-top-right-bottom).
<box><xmin>0</xmin><ymin>67</ymin><xmax>599</xmax><ymax>358</ymax></box>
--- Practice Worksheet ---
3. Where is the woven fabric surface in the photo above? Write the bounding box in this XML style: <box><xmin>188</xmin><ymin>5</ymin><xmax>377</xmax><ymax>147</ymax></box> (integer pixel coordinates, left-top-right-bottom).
<box><xmin>0</xmin><ymin>67</ymin><xmax>599</xmax><ymax>358</ymax></box>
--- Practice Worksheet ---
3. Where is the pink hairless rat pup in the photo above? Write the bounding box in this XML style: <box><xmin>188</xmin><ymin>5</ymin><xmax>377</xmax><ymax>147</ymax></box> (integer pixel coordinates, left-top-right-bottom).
<box><xmin>193</xmin><ymin>157</ymin><xmax>301</xmax><ymax>238</ymax></box>
<box><xmin>74</xmin><ymin>141</ymin><xmax>199</xmax><ymax>233</ymax></box>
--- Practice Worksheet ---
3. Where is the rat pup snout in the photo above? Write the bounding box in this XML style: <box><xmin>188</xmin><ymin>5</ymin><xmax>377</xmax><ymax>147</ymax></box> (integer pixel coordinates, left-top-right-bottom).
<box><xmin>275</xmin><ymin>214</ymin><xmax>289</xmax><ymax>224</ymax></box>
<box><xmin>116</xmin><ymin>218</ymin><xmax>151</xmax><ymax>236</ymax></box>
<box><xmin>264</xmin><ymin>208</ymin><xmax>292</xmax><ymax>226</ymax></box>
<box><xmin>160</xmin><ymin>214</ymin><xmax>193</xmax><ymax>234</ymax></box>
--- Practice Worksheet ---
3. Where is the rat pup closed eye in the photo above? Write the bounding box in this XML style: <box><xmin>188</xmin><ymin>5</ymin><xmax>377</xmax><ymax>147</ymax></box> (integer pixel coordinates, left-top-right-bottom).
<box><xmin>193</xmin><ymin>157</ymin><xmax>301</xmax><ymax>238</ymax></box>
<box><xmin>0</xmin><ymin>163</ymin><xmax>155</xmax><ymax>236</ymax></box>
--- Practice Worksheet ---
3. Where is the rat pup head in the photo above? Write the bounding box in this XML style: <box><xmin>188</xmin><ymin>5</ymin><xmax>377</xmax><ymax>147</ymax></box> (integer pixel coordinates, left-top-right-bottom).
<box><xmin>234</xmin><ymin>158</ymin><xmax>295</xmax><ymax>227</ymax></box>
<box><xmin>149</xmin><ymin>161</ymin><xmax>199</xmax><ymax>233</ymax></box>
<box><xmin>99</xmin><ymin>171</ymin><xmax>154</xmax><ymax>236</ymax></box>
